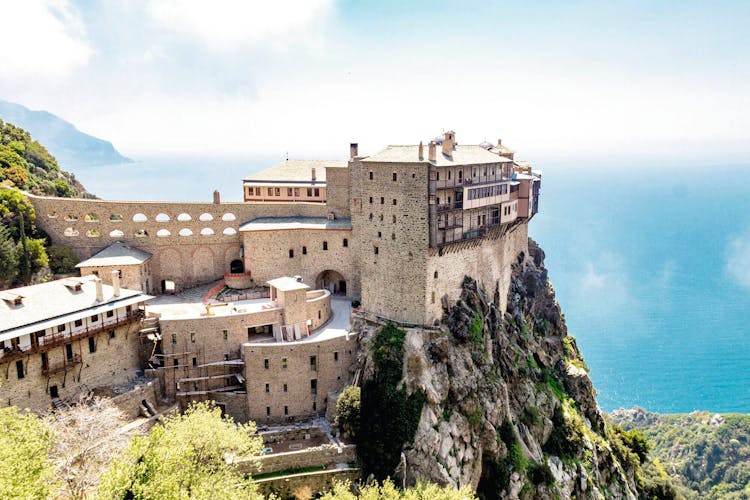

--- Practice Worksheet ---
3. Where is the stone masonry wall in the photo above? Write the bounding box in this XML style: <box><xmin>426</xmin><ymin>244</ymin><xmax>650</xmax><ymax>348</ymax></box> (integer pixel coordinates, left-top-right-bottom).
<box><xmin>243</xmin><ymin>228</ymin><xmax>358</xmax><ymax>296</ymax></box>
<box><xmin>236</xmin><ymin>443</ymin><xmax>357</xmax><ymax>475</ymax></box>
<box><xmin>325</xmin><ymin>166</ymin><xmax>351</xmax><ymax>218</ymax></box>
<box><xmin>1</xmin><ymin>320</ymin><xmax>142</xmax><ymax>413</ymax></box>
<box><xmin>28</xmin><ymin>194</ymin><xmax>330</xmax><ymax>292</ymax></box>
<box><xmin>350</xmin><ymin>159</ymin><xmax>430</xmax><ymax>325</ymax></box>
<box><xmin>426</xmin><ymin>221</ymin><xmax>529</xmax><ymax>323</ymax></box>
<box><xmin>79</xmin><ymin>262</ymin><xmax>150</xmax><ymax>292</ymax></box>
<box><xmin>242</xmin><ymin>332</ymin><xmax>358</xmax><ymax>424</ymax></box>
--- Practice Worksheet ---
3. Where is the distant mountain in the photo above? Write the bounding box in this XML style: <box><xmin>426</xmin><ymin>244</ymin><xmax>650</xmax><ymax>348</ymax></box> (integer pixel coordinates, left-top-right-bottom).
<box><xmin>0</xmin><ymin>99</ymin><xmax>132</xmax><ymax>169</ymax></box>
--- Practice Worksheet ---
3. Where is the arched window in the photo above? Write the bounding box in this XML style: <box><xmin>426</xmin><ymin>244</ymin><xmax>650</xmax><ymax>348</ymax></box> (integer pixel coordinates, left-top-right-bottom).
<box><xmin>155</xmin><ymin>213</ymin><xmax>171</xmax><ymax>222</ymax></box>
<box><xmin>177</xmin><ymin>213</ymin><xmax>192</xmax><ymax>221</ymax></box>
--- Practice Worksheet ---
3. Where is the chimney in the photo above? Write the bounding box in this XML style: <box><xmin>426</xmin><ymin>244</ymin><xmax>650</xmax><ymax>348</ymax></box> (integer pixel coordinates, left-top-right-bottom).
<box><xmin>95</xmin><ymin>278</ymin><xmax>103</xmax><ymax>302</ymax></box>
<box><xmin>418</xmin><ymin>141</ymin><xmax>424</xmax><ymax>160</ymax></box>
<box><xmin>350</xmin><ymin>143</ymin><xmax>358</xmax><ymax>158</ymax></box>
<box><xmin>442</xmin><ymin>131</ymin><xmax>455</xmax><ymax>157</ymax></box>
<box><xmin>497</xmin><ymin>138</ymin><xmax>502</xmax><ymax>146</ymax></box>
<box><xmin>213</xmin><ymin>190</ymin><xmax>221</xmax><ymax>204</ymax></box>
<box><xmin>111</xmin><ymin>270</ymin><xmax>121</xmax><ymax>297</ymax></box>
<box><xmin>428</xmin><ymin>141</ymin><xmax>437</xmax><ymax>162</ymax></box>
<box><xmin>311</xmin><ymin>167</ymin><xmax>317</xmax><ymax>182</ymax></box>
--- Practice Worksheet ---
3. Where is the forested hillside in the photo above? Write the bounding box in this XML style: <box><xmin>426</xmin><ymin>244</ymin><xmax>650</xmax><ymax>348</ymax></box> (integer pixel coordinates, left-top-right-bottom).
<box><xmin>611</xmin><ymin>408</ymin><xmax>750</xmax><ymax>499</ymax></box>
<box><xmin>0</xmin><ymin>119</ymin><xmax>92</xmax><ymax>198</ymax></box>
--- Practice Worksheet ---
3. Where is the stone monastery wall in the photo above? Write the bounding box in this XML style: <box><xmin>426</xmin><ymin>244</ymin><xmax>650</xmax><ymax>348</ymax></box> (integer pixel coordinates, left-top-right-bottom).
<box><xmin>29</xmin><ymin>194</ymin><xmax>329</xmax><ymax>292</ymax></box>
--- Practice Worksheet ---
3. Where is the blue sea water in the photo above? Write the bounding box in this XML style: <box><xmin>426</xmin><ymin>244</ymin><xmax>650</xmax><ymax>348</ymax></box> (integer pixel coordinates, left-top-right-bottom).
<box><xmin>76</xmin><ymin>157</ymin><xmax>750</xmax><ymax>413</ymax></box>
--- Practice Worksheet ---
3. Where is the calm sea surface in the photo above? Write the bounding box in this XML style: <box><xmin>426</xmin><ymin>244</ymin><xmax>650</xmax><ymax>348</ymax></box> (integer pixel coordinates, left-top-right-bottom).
<box><xmin>76</xmin><ymin>157</ymin><xmax>750</xmax><ymax>413</ymax></box>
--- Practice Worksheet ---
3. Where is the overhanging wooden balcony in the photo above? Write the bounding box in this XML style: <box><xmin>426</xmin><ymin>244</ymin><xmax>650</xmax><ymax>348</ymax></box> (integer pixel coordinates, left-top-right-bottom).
<box><xmin>42</xmin><ymin>353</ymin><xmax>82</xmax><ymax>376</ymax></box>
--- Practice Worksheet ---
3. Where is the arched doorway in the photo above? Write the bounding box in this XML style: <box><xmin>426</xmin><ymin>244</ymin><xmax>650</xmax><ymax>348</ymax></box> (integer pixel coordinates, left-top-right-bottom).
<box><xmin>316</xmin><ymin>270</ymin><xmax>346</xmax><ymax>295</ymax></box>
<box><xmin>230</xmin><ymin>259</ymin><xmax>244</xmax><ymax>274</ymax></box>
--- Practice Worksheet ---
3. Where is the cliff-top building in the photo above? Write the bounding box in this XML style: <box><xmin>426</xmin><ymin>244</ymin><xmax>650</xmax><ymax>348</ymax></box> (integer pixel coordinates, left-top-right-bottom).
<box><xmin>10</xmin><ymin>130</ymin><xmax>540</xmax><ymax>418</ymax></box>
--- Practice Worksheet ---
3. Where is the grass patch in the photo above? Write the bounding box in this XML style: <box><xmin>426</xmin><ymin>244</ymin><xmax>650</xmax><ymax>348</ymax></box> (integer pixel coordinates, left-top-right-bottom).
<box><xmin>469</xmin><ymin>313</ymin><xmax>484</xmax><ymax>346</ymax></box>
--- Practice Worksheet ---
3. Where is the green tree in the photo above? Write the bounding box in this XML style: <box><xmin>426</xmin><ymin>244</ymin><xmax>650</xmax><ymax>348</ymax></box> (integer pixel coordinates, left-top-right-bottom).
<box><xmin>0</xmin><ymin>407</ymin><xmax>57</xmax><ymax>499</ymax></box>
<box><xmin>48</xmin><ymin>244</ymin><xmax>78</xmax><ymax>274</ymax></box>
<box><xmin>0</xmin><ymin>188</ymin><xmax>36</xmax><ymax>240</ymax></box>
<box><xmin>0</xmin><ymin>224</ymin><xmax>18</xmax><ymax>286</ymax></box>
<box><xmin>97</xmin><ymin>402</ymin><xmax>264</xmax><ymax>500</ymax></box>
<box><xmin>319</xmin><ymin>478</ymin><xmax>478</xmax><ymax>499</ymax></box>
<box><xmin>336</xmin><ymin>385</ymin><xmax>361</xmax><ymax>440</ymax></box>
<box><xmin>19</xmin><ymin>238</ymin><xmax>49</xmax><ymax>278</ymax></box>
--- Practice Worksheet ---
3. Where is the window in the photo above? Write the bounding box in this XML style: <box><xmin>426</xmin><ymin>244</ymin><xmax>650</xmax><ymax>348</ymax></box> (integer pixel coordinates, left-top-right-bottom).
<box><xmin>287</xmin><ymin>188</ymin><xmax>293</xmax><ymax>196</ymax></box>
<box><xmin>294</xmin><ymin>188</ymin><xmax>300</xmax><ymax>197</ymax></box>
<box><xmin>91</xmin><ymin>314</ymin><xmax>99</xmax><ymax>323</ymax></box>
<box><xmin>343</xmin><ymin>238</ymin><xmax>348</xmax><ymax>247</ymax></box>
<box><xmin>289</xmin><ymin>249</ymin><xmax>294</xmax><ymax>258</ymax></box>
<box><xmin>190</xmin><ymin>332</ymin><xmax>195</xmax><ymax>343</ymax></box>
<box><xmin>380</xmin><ymin>197</ymin><xmax>384</xmax><ymax>204</ymax></box>
<box><xmin>50</xmin><ymin>385</ymin><xmax>58</xmax><ymax>398</ymax></box>
<box><xmin>379</xmin><ymin>214</ymin><xmax>384</xmax><ymax>221</ymax></box>
<box><xmin>369</xmin><ymin>213</ymin><xmax>373</xmax><ymax>220</ymax></box>
<box><xmin>374</xmin><ymin>246</ymin><xmax>379</xmax><ymax>255</ymax></box>
<box><xmin>284</xmin><ymin>406</ymin><xmax>289</xmax><ymax>415</ymax></box>
<box><xmin>392</xmin><ymin>215</ymin><xmax>396</xmax><ymax>223</ymax></box>
<box><xmin>369</xmin><ymin>171</ymin><xmax>373</xmax><ymax>180</ymax></box>
<box><xmin>432</xmin><ymin>291</ymin><xmax>436</xmax><ymax>304</ymax></box>
<box><xmin>393</xmin><ymin>199</ymin><xmax>397</xmax><ymax>205</ymax></box>
<box><xmin>313</xmin><ymin>402</ymin><xmax>317</xmax><ymax>411</ymax></box>
<box><xmin>57</xmin><ymin>324</ymin><xmax>65</xmax><ymax>333</ymax></box>
<box><xmin>334</xmin><ymin>351</ymin><xmax>339</xmax><ymax>362</ymax></box>
<box><xmin>318</xmin><ymin>310</ymin><xmax>321</xmax><ymax>319</ymax></box>
<box><xmin>392</xmin><ymin>172</ymin><xmax>397</xmax><ymax>181</ymax></box>
<box><xmin>391</xmin><ymin>233</ymin><xmax>396</xmax><ymax>240</ymax></box>
<box><xmin>255</xmin><ymin>187</ymin><xmax>261</xmax><ymax>196</ymax></box>
<box><xmin>448</xmin><ymin>170</ymin><xmax>452</xmax><ymax>180</ymax></box>
<box><xmin>265</xmin><ymin>383</ymin><xmax>270</xmax><ymax>393</ymax></box>
<box><xmin>223</xmin><ymin>329</ymin><xmax>228</xmax><ymax>341</ymax></box>
<box><xmin>283</xmin><ymin>383</ymin><xmax>288</xmax><ymax>392</ymax></box>
<box><xmin>173</xmin><ymin>359</ymin><xmax>178</xmax><ymax>368</ymax></box>
<box><xmin>74</xmin><ymin>319</ymin><xmax>83</xmax><ymax>328</ymax></box>
<box><xmin>41</xmin><ymin>353</ymin><xmax>48</xmax><ymax>373</ymax></box>
<box><xmin>106</xmin><ymin>310</ymin><xmax>114</xmax><ymax>318</ymax></box>
<box><xmin>377</xmin><ymin>231</ymin><xmax>381</xmax><ymax>238</ymax></box>
<box><xmin>65</xmin><ymin>343</ymin><xmax>74</xmax><ymax>361</ymax></box>
<box><xmin>310</xmin><ymin>379</ymin><xmax>317</xmax><ymax>395</ymax></box>
<box><xmin>310</xmin><ymin>355</ymin><xmax>317</xmax><ymax>371</ymax></box>
<box><xmin>88</xmin><ymin>337</ymin><xmax>96</xmax><ymax>353</ymax></box>
<box><xmin>267</xmin><ymin>187</ymin><xmax>273</xmax><ymax>196</ymax></box>
<box><xmin>264</xmin><ymin>359</ymin><xmax>269</xmax><ymax>370</ymax></box>
<box><xmin>322</xmin><ymin>241</ymin><xmax>328</xmax><ymax>251</ymax></box>
<box><xmin>16</xmin><ymin>360</ymin><xmax>24</xmax><ymax>379</ymax></box>
<box><xmin>302</xmin><ymin>246</ymin><xmax>307</xmax><ymax>255</ymax></box>
<box><xmin>275</xmin><ymin>187</ymin><xmax>280</xmax><ymax>196</ymax></box>
<box><xmin>282</xmin><ymin>357</ymin><xmax>287</xmax><ymax>369</ymax></box>
<box><xmin>434</xmin><ymin>271</ymin><xmax>438</xmax><ymax>279</ymax></box>
<box><xmin>369</xmin><ymin>196</ymin><xmax>373</xmax><ymax>204</ymax></box>
<box><xmin>307</xmin><ymin>188</ymin><xmax>312</xmax><ymax>196</ymax></box>
<box><xmin>172</xmin><ymin>333</ymin><xmax>177</xmax><ymax>345</ymax></box>
<box><xmin>192</xmin><ymin>357</ymin><xmax>197</xmax><ymax>367</ymax></box>
<box><xmin>266</xmin><ymin>406</ymin><xmax>270</xmax><ymax>416</ymax></box>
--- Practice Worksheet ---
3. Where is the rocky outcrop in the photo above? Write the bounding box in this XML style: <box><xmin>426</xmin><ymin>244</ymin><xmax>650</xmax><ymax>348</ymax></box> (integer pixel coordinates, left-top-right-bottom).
<box><xmin>353</xmin><ymin>238</ymin><xmax>644</xmax><ymax>499</ymax></box>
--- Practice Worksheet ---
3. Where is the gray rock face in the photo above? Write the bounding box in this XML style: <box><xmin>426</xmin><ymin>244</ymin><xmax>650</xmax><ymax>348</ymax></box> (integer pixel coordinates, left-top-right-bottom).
<box><xmin>353</xmin><ymin>238</ymin><xmax>641</xmax><ymax>499</ymax></box>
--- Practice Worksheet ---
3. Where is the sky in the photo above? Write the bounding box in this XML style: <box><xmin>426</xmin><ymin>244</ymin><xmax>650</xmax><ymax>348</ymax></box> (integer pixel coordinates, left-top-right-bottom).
<box><xmin>0</xmin><ymin>0</ymin><xmax>749</xmax><ymax>162</ymax></box>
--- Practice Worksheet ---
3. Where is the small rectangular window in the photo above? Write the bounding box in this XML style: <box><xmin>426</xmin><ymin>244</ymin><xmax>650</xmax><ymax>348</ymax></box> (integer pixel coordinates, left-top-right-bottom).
<box><xmin>302</xmin><ymin>246</ymin><xmax>307</xmax><ymax>255</ymax></box>
<box><xmin>275</xmin><ymin>187</ymin><xmax>280</xmax><ymax>196</ymax></box>
<box><xmin>322</xmin><ymin>241</ymin><xmax>328</xmax><ymax>251</ymax></box>
<box><xmin>256</xmin><ymin>187</ymin><xmax>261</xmax><ymax>196</ymax></box>
<box><xmin>369</xmin><ymin>171</ymin><xmax>373</xmax><ymax>180</ymax></box>
<box><xmin>285</xmin><ymin>406</ymin><xmax>289</xmax><ymax>415</ymax></box>
<box><xmin>265</xmin><ymin>383</ymin><xmax>270</xmax><ymax>393</ymax></box>
<box><xmin>65</xmin><ymin>343</ymin><xmax>74</xmax><ymax>361</ymax></box>
<box><xmin>392</xmin><ymin>172</ymin><xmax>397</xmax><ymax>181</ymax></box>
<box><xmin>190</xmin><ymin>332</ymin><xmax>195</xmax><ymax>343</ymax></box>
<box><xmin>282</xmin><ymin>358</ymin><xmax>287</xmax><ymax>369</ymax></box>
<box><xmin>90</xmin><ymin>314</ymin><xmax>99</xmax><ymax>322</ymax></box>
<box><xmin>313</xmin><ymin>401</ymin><xmax>317</xmax><ymax>412</ymax></box>
<box><xmin>172</xmin><ymin>333</ymin><xmax>177</xmax><ymax>345</ymax></box>
<box><xmin>88</xmin><ymin>337</ymin><xmax>96</xmax><ymax>353</ymax></box>
<box><xmin>16</xmin><ymin>360</ymin><xmax>24</xmax><ymax>379</ymax></box>
<box><xmin>343</xmin><ymin>238</ymin><xmax>348</xmax><ymax>247</ymax></box>
<box><xmin>268</xmin><ymin>187</ymin><xmax>273</xmax><ymax>196</ymax></box>
<box><xmin>314</xmin><ymin>188</ymin><xmax>320</xmax><ymax>197</ymax></box>
<box><xmin>106</xmin><ymin>310</ymin><xmax>114</xmax><ymax>318</ymax></box>
<box><xmin>57</xmin><ymin>324</ymin><xmax>65</xmax><ymax>333</ymax></box>
<box><xmin>266</xmin><ymin>406</ymin><xmax>271</xmax><ymax>416</ymax></box>
<box><xmin>369</xmin><ymin>196</ymin><xmax>373</xmax><ymax>204</ymax></box>
<box><xmin>283</xmin><ymin>383</ymin><xmax>288</xmax><ymax>392</ymax></box>
<box><xmin>380</xmin><ymin>197</ymin><xmax>384</xmax><ymax>204</ymax></box>
<box><xmin>311</xmin><ymin>379</ymin><xmax>317</xmax><ymax>395</ymax></box>
<box><xmin>294</xmin><ymin>188</ymin><xmax>300</xmax><ymax>197</ymax></box>
<box><xmin>192</xmin><ymin>357</ymin><xmax>197</xmax><ymax>367</ymax></box>
<box><xmin>289</xmin><ymin>249</ymin><xmax>294</xmax><ymax>258</ymax></box>
<box><xmin>223</xmin><ymin>329</ymin><xmax>228</xmax><ymax>341</ymax></box>
<box><xmin>374</xmin><ymin>246</ymin><xmax>379</xmax><ymax>255</ymax></box>
<box><xmin>393</xmin><ymin>199</ymin><xmax>397</xmax><ymax>205</ymax></box>
<box><xmin>310</xmin><ymin>355</ymin><xmax>317</xmax><ymax>371</ymax></box>
<box><xmin>173</xmin><ymin>359</ymin><xmax>178</xmax><ymax>367</ymax></box>
<box><xmin>287</xmin><ymin>188</ymin><xmax>293</xmax><ymax>196</ymax></box>
<box><xmin>334</xmin><ymin>351</ymin><xmax>339</xmax><ymax>362</ymax></box>
<box><xmin>307</xmin><ymin>188</ymin><xmax>312</xmax><ymax>196</ymax></box>
<box><xmin>264</xmin><ymin>359</ymin><xmax>269</xmax><ymax>370</ymax></box>
<box><xmin>74</xmin><ymin>319</ymin><xmax>83</xmax><ymax>327</ymax></box>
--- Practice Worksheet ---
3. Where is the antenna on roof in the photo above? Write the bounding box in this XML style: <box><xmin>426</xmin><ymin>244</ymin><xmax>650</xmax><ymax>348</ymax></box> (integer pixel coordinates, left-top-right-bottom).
<box><xmin>285</xmin><ymin>150</ymin><xmax>288</xmax><ymax>161</ymax></box>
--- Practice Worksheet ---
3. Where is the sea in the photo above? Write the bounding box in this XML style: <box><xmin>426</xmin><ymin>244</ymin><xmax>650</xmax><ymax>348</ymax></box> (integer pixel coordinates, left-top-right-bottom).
<box><xmin>74</xmin><ymin>156</ymin><xmax>750</xmax><ymax>414</ymax></box>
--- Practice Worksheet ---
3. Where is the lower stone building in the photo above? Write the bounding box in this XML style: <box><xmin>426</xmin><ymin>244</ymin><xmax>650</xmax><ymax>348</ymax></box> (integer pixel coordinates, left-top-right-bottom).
<box><xmin>0</xmin><ymin>274</ymin><xmax>152</xmax><ymax>413</ymax></box>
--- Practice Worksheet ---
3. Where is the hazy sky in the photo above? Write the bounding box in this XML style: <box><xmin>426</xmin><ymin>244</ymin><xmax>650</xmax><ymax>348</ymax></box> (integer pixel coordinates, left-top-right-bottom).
<box><xmin>1</xmin><ymin>0</ymin><xmax>748</xmax><ymax>161</ymax></box>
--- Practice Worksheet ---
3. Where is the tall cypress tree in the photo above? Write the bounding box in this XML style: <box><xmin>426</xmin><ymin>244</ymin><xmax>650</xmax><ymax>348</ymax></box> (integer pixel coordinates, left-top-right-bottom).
<box><xmin>0</xmin><ymin>224</ymin><xmax>18</xmax><ymax>285</ymax></box>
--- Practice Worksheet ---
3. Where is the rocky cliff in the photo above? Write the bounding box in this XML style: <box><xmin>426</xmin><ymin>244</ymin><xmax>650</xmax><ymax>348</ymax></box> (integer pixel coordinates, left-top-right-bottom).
<box><xmin>353</xmin><ymin>239</ymin><xmax>650</xmax><ymax>499</ymax></box>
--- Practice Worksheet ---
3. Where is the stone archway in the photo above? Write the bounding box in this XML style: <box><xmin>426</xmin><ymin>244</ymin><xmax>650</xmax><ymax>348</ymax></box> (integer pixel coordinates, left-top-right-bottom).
<box><xmin>316</xmin><ymin>270</ymin><xmax>346</xmax><ymax>295</ymax></box>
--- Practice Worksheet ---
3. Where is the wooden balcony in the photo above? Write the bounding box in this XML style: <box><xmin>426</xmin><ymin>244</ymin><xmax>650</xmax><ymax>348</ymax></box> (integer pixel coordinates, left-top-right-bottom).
<box><xmin>42</xmin><ymin>353</ymin><xmax>82</xmax><ymax>376</ymax></box>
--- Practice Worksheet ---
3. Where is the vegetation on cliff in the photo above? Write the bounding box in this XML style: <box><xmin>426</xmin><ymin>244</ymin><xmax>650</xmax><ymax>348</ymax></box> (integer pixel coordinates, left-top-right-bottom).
<box><xmin>611</xmin><ymin>408</ymin><xmax>750</xmax><ymax>499</ymax></box>
<box><xmin>0</xmin><ymin>119</ymin><xmax>91</xmax><ymax>197</ymax></box>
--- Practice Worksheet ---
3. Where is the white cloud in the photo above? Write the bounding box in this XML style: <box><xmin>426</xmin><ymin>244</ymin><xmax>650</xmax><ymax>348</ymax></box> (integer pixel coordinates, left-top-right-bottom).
<box><xmin>726</xmin><ymin>231</ymin><xmax>750</xmax><ymax>289</ymax></box>
<box><xmin>0</xmin><ymin>0</ymin><xmax>92</xmax><ymax>79</ymax></box>
<box><xmin>147</xmin><ymin>0</ymin><xmax>333</xmax><ymax>48</ymax></box>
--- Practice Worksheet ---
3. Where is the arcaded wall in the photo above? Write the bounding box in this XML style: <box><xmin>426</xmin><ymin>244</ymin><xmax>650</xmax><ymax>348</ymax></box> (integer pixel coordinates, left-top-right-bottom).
<box><xmin>28</xmin><ymin>194</ymin><xmax>329</xmax><ymax>292</ymax></box>
<box><xmin>242</xmin><ymin>228</ymin><xmax>358</xmax><ymax>296</ymax></box>
<box><xmin>426</xmin><ymin>222</ymin><xmax>528</xmax><ymax>323</ymax></box>
<box><xmin>1</xmin><ymin>320</ymin><xmax>143</xmax><ymax>414</ymax></box>
<box><xmin>242</xmin><ymin>332</ymin><xmax>358</xmax><ymax>424</ymax></box>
